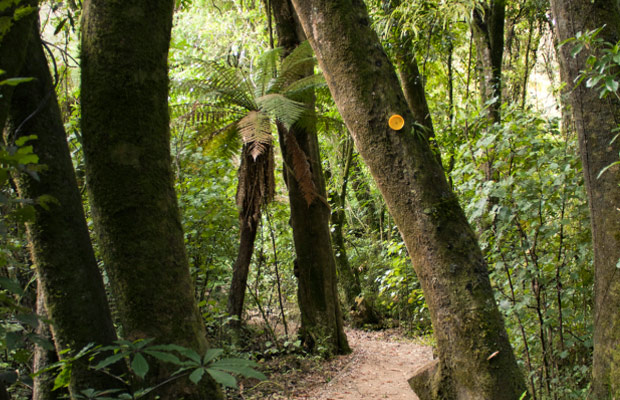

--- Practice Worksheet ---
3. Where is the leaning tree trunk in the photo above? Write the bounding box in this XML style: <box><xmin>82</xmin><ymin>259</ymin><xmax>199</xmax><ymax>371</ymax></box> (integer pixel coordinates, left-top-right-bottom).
<box><xmin>5</xmin><ymin>24</ymin><xmax>120</xmax><ymax>395</ymax></box>
<box><xmin>550</xmin><ymin>2</ymin><xmax>620</xmax><ymax>398</ymax></box>
<box><xmin>291</xmin><ymin>0</ymin><xmax>527</xmax><ymax>399</ymax></box>
<box><xmin>227</xmin><ymin>145</ymin><xmax>274</xmax><ymax>326</ymax></box>
<box><xmin>80</xmin><ymin>1</ymin><xmax>221</xmax><ymax>398</ymax></box>
<box><xmin>272</xmin><ymin>0</ymin><xmax>350</xmax><ymax>355</ymax></box>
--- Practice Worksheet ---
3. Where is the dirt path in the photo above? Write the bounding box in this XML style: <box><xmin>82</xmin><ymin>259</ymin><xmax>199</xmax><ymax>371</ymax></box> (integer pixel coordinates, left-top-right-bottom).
<box><xmin>290</xmin><ymin>329</ymin><xmax>434</xmax><ymax>400</ymax></box>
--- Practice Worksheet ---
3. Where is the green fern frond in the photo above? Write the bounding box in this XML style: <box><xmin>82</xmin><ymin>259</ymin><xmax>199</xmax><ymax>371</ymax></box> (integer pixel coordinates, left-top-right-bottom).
<box><xmin>271</xmin><ymin>41</ymin><xmax>316</xmax><ymax>93</ymax></box>
<box><xmin>257</xmin><ymin>94</ymin><xmax>307</xmax><ymax>129</ymax></box>
<box><xmin>282</xmin><ymin>74</ymin><xmax>326</xmax><ymax>100</ymax></box>
<box><xmin>254</xmin><ymin>47</ymin><xmax>281</xmax><ymax>97</ymax></box>
<box><xmin>280</xmin><ymin>41</ymin><xmax>314</xmax><ymax>75</ymax></box>
<box><xmin>202</xmin><ymin>124</ymin><xmax>242</xmax><ymax>159</ymax></box>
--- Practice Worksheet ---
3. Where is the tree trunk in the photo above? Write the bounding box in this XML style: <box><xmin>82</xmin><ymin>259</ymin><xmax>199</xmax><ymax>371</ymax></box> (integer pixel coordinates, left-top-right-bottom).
<box><xmin>272</xmin><ymin>0</ymin><xmax>350</xmax><ymax>356</ymax></box>
<box><xmin>550</xmin><ymin>2</ymin><xmax>620</xmax><ymax>398</ymax></box>
<box><xmin>329</xmin><ymin>137</ymin><xmax>362</xmax><ymax>306</ymax></box>
<box><xmin>5</xmin><ymin>24</ymin><xmax>120</xmax><ymax>395</ymax></box>
<box><xmin>80</xmin><ymin>1</ymin><xmax>222</xmax><ymax>398</ymax></box>
<box><xmin>32</xmin><ymin>282</ymin><xmax>63</xmax><ymax>400</ymax></box>
<box><xmin>0</xmin><ymin>0</ymin><xmax>36</xmax><ymax>131</ymax></box>
<box><xmin>291</xmin><ymin>1</ymin><xmax>527</xmax><ymax>398</ymax></box>
<box><xmin>472</xmin><ymin>0</ymin><xmax>505</xmax><ymax>125</ymax></box>
<box><xmin>227</xmin><ymin>145</ymin><xmax>273</xmax><ymax>326</ymax></box>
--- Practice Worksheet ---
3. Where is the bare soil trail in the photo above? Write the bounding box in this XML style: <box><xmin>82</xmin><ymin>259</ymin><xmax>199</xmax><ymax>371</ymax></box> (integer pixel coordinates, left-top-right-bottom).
<box><xmin>273</xmin><ymin>329</ymin><xmax>434</xmax><ymax>400</ymax></box>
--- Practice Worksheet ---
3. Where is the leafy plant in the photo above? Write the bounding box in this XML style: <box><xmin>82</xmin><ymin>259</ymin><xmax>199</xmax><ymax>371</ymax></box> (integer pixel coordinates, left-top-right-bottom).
<box><xmin>46</xmin><ymin>339</ymin><xmax>266</xmax><ymax>399</ymax></box>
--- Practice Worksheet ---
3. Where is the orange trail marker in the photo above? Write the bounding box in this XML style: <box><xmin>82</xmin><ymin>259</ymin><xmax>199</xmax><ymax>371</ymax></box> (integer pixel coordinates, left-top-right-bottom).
<box><xmin>388</xmin><ymin>114</ymin><xmax>404</xmax><ymax>130</ymax></box>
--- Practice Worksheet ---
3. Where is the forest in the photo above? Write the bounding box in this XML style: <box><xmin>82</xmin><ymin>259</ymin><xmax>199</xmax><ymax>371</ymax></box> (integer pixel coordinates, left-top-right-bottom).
<box><xmin>1</xmin><ymin>0</ymin><xmax>619</xmax><ymax>399</ymax></box>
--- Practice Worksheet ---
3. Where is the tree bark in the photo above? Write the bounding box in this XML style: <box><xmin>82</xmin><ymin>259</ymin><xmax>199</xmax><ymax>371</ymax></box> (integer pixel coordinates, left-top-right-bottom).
<box><xmin>32</xmin><ymin>282</ymin><xmax>63</xmax><ymax>400</ymax></box>
<box><xmin>550</xmin><ymin>1</ymin><xmax>620</xmax><ymax>398</ymax></box>
<box><xmin>329</xmin><ymin>137</ymin><xmax>362</xmax><ymax>306</ymax></box>
<box><xmin>272</xmin><ymin>0</ymin><xmax>350</xmax><ymax>355</ymax></box>
<box><xmin>227</xmin><ymin>145</ymin><xmax>273</xmax><ymax>326</ymax></box>
<box><xmin>472</xmin><ymin>0</ymin><xmax>505</xmax><ymax>125</ymax></box>
<box><xmin>5</xmin><ymin>24</ymin><xmax>119</xmax><ymax>395</ymax></box>
<box><xmin>291</xmin><ymin>0</ymin><xmax>527</xmax><ymax>398</ymax></box>
<box><xmin>0</xmin><ymin>0</ymin><xmax>36</xmax><ymax>131</ymax></box>
<box><xmin>80</xmin><ymin>1</ymin><xmax>221</xmax><ymax>398</ymax></box>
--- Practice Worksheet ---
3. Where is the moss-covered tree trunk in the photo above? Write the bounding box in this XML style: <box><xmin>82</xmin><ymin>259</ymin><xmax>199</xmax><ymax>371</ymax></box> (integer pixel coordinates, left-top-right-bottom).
<box><xmin>32</xmin><ymin>283</ymin><xmax>62</xmax><ymax>400</ymax></box>
<box><xmin>0</xmin><ymin>0</ymin><xmax>36</xmax><ymax>130</ymax></box>
<box><xmin>550</xmin><ymin>1</ymin><xmax>620</xmax><ymax>398</ymax></box>
<box><xmin>472</xmin><ymin>0</ymin><xmax>505</xmax><ymax>126</ymax></box>
<box><xmin>80</xmin><ymin>1</ymin><xmax>221</xmax><ymax>398</ymax></box>
<box><xmin>291</xmin><ymin>0</ymin><xmax>526</xmax><ymax>398</ymax></box>
<box><xmin>272</xmin><ymin>0</ymin><xmax>350</xmax><ymax>355</ymax></box>
<box><xmin>5</xmin><ymin>24</ymin><xmax>119</xmax><ymax>395</ymax></box>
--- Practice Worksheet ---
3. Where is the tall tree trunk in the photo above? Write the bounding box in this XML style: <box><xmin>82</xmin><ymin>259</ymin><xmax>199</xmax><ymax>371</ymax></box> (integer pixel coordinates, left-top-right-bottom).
<box><xmin>5</xmin><ymin>24</ymin><xmax>120</xmax><ymax>395</ymax></box>
<box><xmin>550</xmin><ymin>2</ymin><xmax>620</xmax><ymax>398</ymax></box>
<box><xmin>80</xmin><ymin>1</ymin><xmax>222</xmax><ymax>398</ymax></box>
<box><xmin>272</xmin><ymin>0</ymin><xmax>350</xmax><ymax>355</ymax></box>
<box><xmin>227</xmin><ymin>145</ymin><xmax>274</xmax><ymax>326</ymax></box>
<box><xmin>291</xmin><ymin>1</ymin><xmax>526</xmax><ymax>399</ymax></box>
<box><xmin>32</xmin><ymin>282</ymin><xmax>63</xmax><ymax>400</ymax></box>
<box><xmin>0</xmin><ymin>0</ymin><xmax>36</xmax><ymax>131</ymax></box>
<box><xmin>329</xmin><ymin>137</ymin><xmax>362</xmax><ymax>305</ymax></box>
<box><xmin>472</xmin><ymin>0</ymin><xmax>505</xmax><ymax>125</ymax></box>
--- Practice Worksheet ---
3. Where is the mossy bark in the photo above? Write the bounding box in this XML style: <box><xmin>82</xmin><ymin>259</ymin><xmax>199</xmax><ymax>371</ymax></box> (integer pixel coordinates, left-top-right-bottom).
<box><xmin>0</xmin><ymin>0</ymin><xmax>36</xmax><ymax>130</ymax></box>
<box><xmin>272</xmin><ymin>0</ymin><xmax>350</xmax><ymax>355</ymax></box>
<box><xmin>472</xmin><ymin>0</ymin><xmax>505</xmax><ymax>125</ymax></box>
<box><xmin>80</xmin><ymin>1</ymin><xmax>221</xmax><ymax>398</ymax></box>
<box><xmin>5</xmin><ymin>25</ymin><xmax>119</xmax><ymax>395</ymax></box>
<box><xmin>550</xmin><ymin>1</ymin><xmax>620</xmax><ymax>398</ymax></box>
<box><xmin>32</xmin><ymin>283</ymin><xmax>63</xmax><ymax>400</ymax></box>
<box><xmin>291</xmin><ymin>0</ymin><xmax>527</xmax><ymax>398</ymax></box>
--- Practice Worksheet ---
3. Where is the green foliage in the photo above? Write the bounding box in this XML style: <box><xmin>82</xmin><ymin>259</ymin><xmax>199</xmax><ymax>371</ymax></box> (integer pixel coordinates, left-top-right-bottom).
<box><xmin>0</xmin><ymin>0</ymin><xmax>35</xmax><ymax>41</ymax></box>
<box><xmin>46</xmin><ymin>339</ymin><xmax>266</xmax><ymax>399</ymax></box>
<box><xmin>450</xmin><ymin>104</ymin><xmax>593</xmax><ymax>398</ymax></box>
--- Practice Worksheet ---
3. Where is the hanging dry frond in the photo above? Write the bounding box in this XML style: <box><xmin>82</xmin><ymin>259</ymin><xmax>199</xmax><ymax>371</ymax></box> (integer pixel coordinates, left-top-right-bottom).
<box><xmin>236</xmin><ymin>144</ymin><xmax>276</xmax><ymax>224</ymax></box>
<box><xmin>237</xmin><ymin>111</ymin><xmax>273</xmax><ymax>160</ymax></box>
<box><xmin>282</xmin><ymin>128</ymin><xmax>320</xmax><ymax>207</ymax></box>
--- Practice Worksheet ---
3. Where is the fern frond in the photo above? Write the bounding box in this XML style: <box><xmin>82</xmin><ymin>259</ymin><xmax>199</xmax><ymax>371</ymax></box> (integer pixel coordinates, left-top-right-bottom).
<box><xmin>254</xmin><ymin>47</ymin><xmax>282</xmax><ymax>97</ymax></box>
<box><xmin>237</xmin><ymin>111</ymin><xmax>273</xmax><ymax>160</ymax></box>
<box><xmin>258</xmin><ymin>94</ymin><xmax>307</xmax><ymax>130</ymax></box>
<box><xmin>282</xmin><ymin>74</ymin><xmax>327</xmax><ymax>100</ymax></box>
<box><xmin>202</xmin><ymin>123</ymin><xmax>242</xmax><ymax>159</ymax></box>
<box><xmin>271</xmin><ymin>41</ymin><xmax>316</xmax><ymax>93</ymax></box>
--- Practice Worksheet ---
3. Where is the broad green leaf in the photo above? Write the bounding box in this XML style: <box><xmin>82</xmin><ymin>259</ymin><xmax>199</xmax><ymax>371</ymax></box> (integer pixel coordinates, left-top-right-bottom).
<box><xmin>131</xmin><ymin>353</ymin><xmax>149</xmax><ymax>379</ymax></box>
<box><xmin>0</xmin><ymin>77</ymin><xmax>33</xmax><ymax>86</ymax></box>
<box><xmin>206</xmin><ymin>368</ymin><xmax>237</xmax><ymax>388</ymax></box>
<box><xmin>202</xmin><ymin>348</ymin><xmax>223</xmax><ymax>365</ymax></box>
<box><xmin>189</xmin><ymin>367</ymin><xmax>205</xmax><ymax>384</ymax></box>
<box><xmin>0</xmin><ymin>277</ymin><xmax>24</xmax><ymax>295</ymax></box>
<box><xmin>93</xmin><ymin>353</ymin><xmax>124</xmax><ymax>370</ymax></box>
<box><xmin>143</xmin><ymin>350</ymin><xmax>182</xmax><ymax>364</ymax></box>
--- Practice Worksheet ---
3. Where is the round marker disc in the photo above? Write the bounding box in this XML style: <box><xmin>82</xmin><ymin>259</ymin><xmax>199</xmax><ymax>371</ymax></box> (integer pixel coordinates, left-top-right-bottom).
<box><xmin>389</xmin><ymin>114</ymin><xmax>405</xmax><ymax>130</ymax></box>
